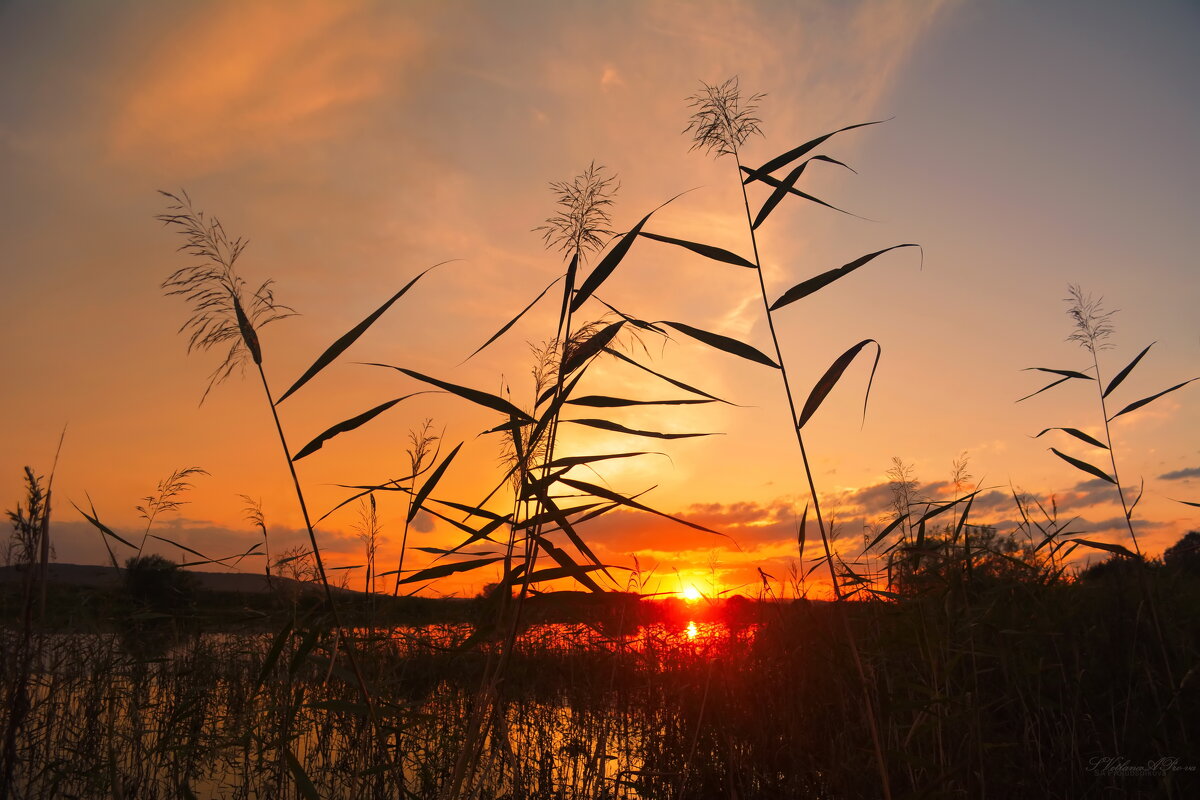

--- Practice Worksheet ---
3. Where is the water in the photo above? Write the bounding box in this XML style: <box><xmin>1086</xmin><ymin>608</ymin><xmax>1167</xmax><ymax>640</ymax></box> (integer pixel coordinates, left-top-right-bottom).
<box><xmin>3</xmin><ymin>618</ymin><xmax>763</xmax><ymax>799</ymax></box>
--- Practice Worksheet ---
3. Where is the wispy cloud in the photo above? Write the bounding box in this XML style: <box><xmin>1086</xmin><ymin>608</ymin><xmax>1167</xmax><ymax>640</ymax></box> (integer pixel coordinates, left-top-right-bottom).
<box><xmin>1159</xmin><ymin>466</ymin><xmax>1200</xmax><ymax>481</ymax></box>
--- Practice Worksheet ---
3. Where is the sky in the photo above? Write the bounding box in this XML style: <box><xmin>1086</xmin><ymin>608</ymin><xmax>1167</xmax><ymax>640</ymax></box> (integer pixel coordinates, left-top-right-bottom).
<box><xmin>2</xmin><ymin>0</ymin><xmax>1198</xmax><ymax>599</ymax></box>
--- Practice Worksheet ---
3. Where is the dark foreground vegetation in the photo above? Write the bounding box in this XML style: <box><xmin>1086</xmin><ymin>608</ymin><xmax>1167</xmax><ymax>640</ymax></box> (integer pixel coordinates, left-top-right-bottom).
<box><xmin>2</xmin><ymin>544</ymin><xmax>1198</xmax><ymax>799</ymax></box>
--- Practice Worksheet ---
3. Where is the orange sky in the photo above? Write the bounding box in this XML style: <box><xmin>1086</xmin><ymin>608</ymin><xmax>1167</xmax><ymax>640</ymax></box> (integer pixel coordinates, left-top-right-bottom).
<box><xmin>2</xmin><ymin>0</ymin><xmax>1198</xmax><ymax>598</ymax></box>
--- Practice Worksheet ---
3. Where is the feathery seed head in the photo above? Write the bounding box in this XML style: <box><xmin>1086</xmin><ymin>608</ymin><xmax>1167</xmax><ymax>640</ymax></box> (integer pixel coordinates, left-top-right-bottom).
<box><xmin>685</xmin><ymin>76</ymin><xmax>765</xmax><ymax>159</ymax></box>
<box><xmin>157</xmin><ymin>191</ymin><xmax>295</xmax><ymax>401</ymax></box>
<box><xmin>535</xmin><ymin>163</ymin><xmax>618</xmax><ymax>259</ymax></box>
<box><xmin>1064</xmin><ymin>284</ymin><xmax>1116</xmax><ymax>355</ymax></box>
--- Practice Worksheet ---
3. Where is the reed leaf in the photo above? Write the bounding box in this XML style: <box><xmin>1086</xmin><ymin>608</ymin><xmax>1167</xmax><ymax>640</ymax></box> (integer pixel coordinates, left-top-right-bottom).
<box><xmin>277</xmin><ymin>263</ymin><xmax>443</xmax><ymax>404</ymax></box>
<box><xmin>293</xmin><ymin>393</ymin><xmax>424</xmax><ymax>461</ymax></box>
<box><xmin>565</xmin><ymin>395</ymin><xmax>712</xmax><ymax>408</ymax></box>
<box><xmin>865</xmin><ymin>513</ymin><xmax>909</xmax><ymax>552</ymax></box>
<box><xmin>547</xmin><ymin>451</ymin><xmax>660</xmax><ymax>469</ymax></box>
<box><xmin>739</xmin><ymin>153</ymin><xmax>855</xmax><ymax>184</ymax></box>
<box><xmin>565</xmin><ymin>418</ymin><xmax>716</xmax><ymax>440</ymax></box>
<box><xmin>1103</xmin><ymin>342</ymin><xmax>1154</xmax><ymax>398</ymax></box>
<box><xmin>525</xmin><ymin>487</ymin><xmax>611</xmax><ymax>585</ymax></box>
<box><xmin>797</xmin><ymin>339</ymin><xmax>880</xmax><ymax>430</ymax></box>
<box><xmin>744</xmin><ymin>120</ymin><xmax>886</xmax><ymax>180</ymax></box>
<box><xmin>563</xmin><ymin>320</ymin><xmax>625</xmax><ymax>374</ymax></box>
<box><xmin>557</xmin><ymin>252</ymin><xmax>578</xmax><ymax>335</ymax></box>
<box><xmin>466</xmin><ymin>275</ymin><xmax>562</xmax><ymax>362</ymax></box>
<box><xmin>1068</xmin><ymin>538</ymin><xmax>1139</xmax><ymax>558</ymax></box>
<box><xmin>73</xmin><ymin>501</ymin><xmax>137</xmax><ymax>550</ymax></box>
<box><xmin>1049</xmin><ymin>448</ymin><xmax>1115</xmax><ymax>483</ymax></box>
<box><xmin>397</xmin><ymin>556</ymin><xmax>505</xmax><ymax>585</ymax></box>
<box><xmin>376</xmin><ymin>366</ymin><xmax>533</xmax><ymax>421</ymax></box>
<box><xmin>638</xmin><ymin>231</ymin><xmax>755</xmax><ymax>269</ymax></box>
<box><xmin>571</xmin><ymin>191</ymin><xmax>689</xmax><ymax>313</ymax></box>
<box><xmin>408</xmin><ymin>443</ymin><xmax>462</xmax><ymax>524</ymax></box>
<box><xmin>571</xmin><ymin>211</ymin><xmax>653</xmax><ymax>313</ymax></box>
<box><xmin>558</xmin><ymin>477</ymin><xmax>728</xmax><ymax>539</ymax></box>
<box><xmin>797</xmin><ymin>503</ymin><xmax>809</xmax><ymax>556</ymax></box>
<box><xmin>1127</xmin><ymin>477</ymin><xmax>1145</xmax><ymax>520</ymax></box>
<box><xmin>770</xmin><ymin>245</ymin><xmax>919</xmax><ymax>311</ymax></box>
<box><xmin>603</xmin><ymin>348</ymin><xmax>734</xmax><ymax>404</ymax></box>
<box><xmin>1106</xmin><ymin>377</ymin><xmax>1199</xmax><ymax>421</ymax></box>
<box><xmin>531</xmin><ymin>537</ymin><xmax>604</xmax><ymax>593</ymax></box>
<box><xmin>914</xmin><ymin>491</ymin><xmax>980</xmax><ymax>525</ymax></box>
<box><xmin>254</xmin><ymin>619</ymin><xmax>294</xmax><ymax>691</ymax></box>
<box><xmin>518</xmin><ymin>564</ymin><xmax>607</xmax><ymax>585</ymax></box>
<box><xmin>1033</xmin><ymin>427</ymin><xmax>1108</xmax><ymax>450</ymax></box>
<box><xmin>285</xmin><ymin>746</ymin><xmax>321</xmax><ymax>800</ymax></box>
<box><xmin>660</xmin><ymin>320</ymin><xmax>779</xmax><ymax>368</ymax></box>
<box><xmin>751</xmin><ymin>161</ymin><xmax>855</xmax><ymax>228</ymax></box>
<box><xmin>1017</xmin><ymin>368</ymin><xmax>1094</xmax><ymax>402</ymax></box>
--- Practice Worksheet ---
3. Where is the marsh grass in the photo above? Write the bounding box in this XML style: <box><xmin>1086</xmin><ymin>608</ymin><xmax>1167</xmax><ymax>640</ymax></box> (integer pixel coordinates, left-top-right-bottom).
<box><xmin>3</xmin><ymin>581</ymin><xmax>1197</xmax><ymax>798</ymax></box>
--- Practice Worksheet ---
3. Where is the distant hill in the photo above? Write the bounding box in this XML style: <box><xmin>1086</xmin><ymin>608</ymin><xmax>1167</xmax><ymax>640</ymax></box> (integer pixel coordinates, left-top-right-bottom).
<box><xmin>0</xmin><ymin>562</ymin><xmax>342</xmax><ymax>596</ymax></box>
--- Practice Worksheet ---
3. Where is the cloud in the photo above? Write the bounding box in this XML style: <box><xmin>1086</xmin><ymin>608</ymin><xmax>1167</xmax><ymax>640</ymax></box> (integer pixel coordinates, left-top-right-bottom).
<box><xmin>1159</xmin><ymin>466</ymin><xmax>1200</xmax><ymax>481</ymax></box>
<box><xmin>600</xmin><ymin>65</ymin><xmax>625</xmax><ymax>90</ymax></box>
<box><xmin>107</xmin><ymin>1</ymin><xmax>426</xmax><ymax>172</ymax></box>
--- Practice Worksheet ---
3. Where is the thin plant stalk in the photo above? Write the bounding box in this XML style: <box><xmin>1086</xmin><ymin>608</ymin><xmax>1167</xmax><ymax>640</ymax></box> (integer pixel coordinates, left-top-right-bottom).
<box><xmin>687</xmin><ymin>78</ymin><xmax>891</xmax><ymax>798</ymax></box>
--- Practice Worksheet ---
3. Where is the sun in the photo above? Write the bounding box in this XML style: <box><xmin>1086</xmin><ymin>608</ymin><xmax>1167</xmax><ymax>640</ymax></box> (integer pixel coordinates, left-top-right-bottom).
<box><xmin>681</xmin><ymin>585</ymin><xmax>702</xmax><ymax>603</ymax></box>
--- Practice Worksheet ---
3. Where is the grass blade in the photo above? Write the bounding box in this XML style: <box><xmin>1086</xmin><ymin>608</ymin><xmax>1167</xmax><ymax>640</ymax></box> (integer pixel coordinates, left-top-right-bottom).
<box><xmin>1033</xmin><ymin>427</ymin><xmax>1108</xmax><ymax>450</ymax></box>
<box><xmin>73</xmin><ymin>500</ymin><xmax>137</xmax><ymax>550</ymax></box>
<box><xmin>751</xmin><ymin>162</ymin><xmax>855</xmax><ymax>228</ymax></box>
<box><xmin>571</xmin><ymin>191</ymin><xmax>690</xmax><ymax>313</ymax></box>
<box><xmin>865</xmin><ymin>513</ymin><xmax>909</xmax><ymax>552</ymax></box>
<box><xmin>566</xmin><ymin>395</ymin><xmax>712</xmax><ymax>407</ymax></box>
<box><xmin>547</xmin><ymin>451</ymin><xmax>660</xmax><ymax>469</ymax></box>
<box><xmin>739</xmin><ymin>154</ymin><xmax>855</xmax><ymax>183</ymax></box>
<box><xmin>285</xmin><ymin>746</ymin><xmax>322</xmax><ymax>800</ymax></box>
<box><xmin>293</xmin><ymin>393</ymin><xmax>424</xmax><ymax>461</ymax></box>
<box><xmin>565</xmin><ymin>418</ymin><xmax>716</xmax><ymax>440</ymax></box>
<box><xmin>604</xmin><ymin>348</ymin><xmax>735</xmax><ymax>404</ymax></box>
<box><xmin>1068</xmin><ymin>538</ymin><xmax>1138</xmax><ymax>559</ymax></box>
<box><xmin>1103</xmin><ymin>342</ymin><xmax>1154</xmax><ymax>398</ymax></box>
<box><xmin>1017</xmin><ymin>367</ymin><xmax>1094</xmax><ymax>402</ymax></box>
<box><xmin>797</xmin><ymin>339</ymin><xmax>880</xmax><ymax>430</ymax></box>
<box><xmin>660</xmin><ymin>320</ymin><xmax>779</xmax><ymax>368</ymax></box>
<box><xmin>374</xmin><ymin>366</ymin><xmax>533</xmax><ymax>421</ymax></box>
<box><xmin>797</xmin><ymin>503</ymin><xmax>808</xmax><ymax>557</ymax></box>
<box><xmin>770</xmin><ymin>245</ymin><xmax>919</xmax><ymax>311</ymax></box>
<box><xmin>744</xmin><ymin>121</ymin><xmax>886</xmax><ymax>179</ymax></box>
<box><xmin>638</xmin><ymin>231</ymin><xmax>755</xmax><ymax>269</ymax></box>
<box><xmin>559</xmin><ymin>477</ymin><xmax>729</xmax><ymax>539</ymax></box>
<box><xmin>397</xmin><ymin>556</ymin><xmax>505</xmax><ymax>585</ymax></box>
<box><xmin>571</xmin><ymin>212</ymin><xmax>652</xmax><ymax>313</ymax></box>
<box><xmin>563</xmin><ymin>320</ymin><xmax>625</xmax><ymax>374</ymax></box>
<box><xmin>1107</xmin><ymin>377</ymin><xmax>1199</xmax><ymax>421</ymax></box>
<box><xmin>408</xmin><ymin>443</ymin><xmax>462</xmax><ymax>524</ymax></box>
<box><xmin>531</xmin><ymin>536</ymin><xmax>604</xmax><ymax>593</ymax></box>
<box><xmin>557</xmin><ymin>253</ymin><xmax>578</xmax><ymax>336</ymax></box>
<box><xmin>277</xmin><ymin>263</ymin><xmax>443</xmax><ymax>404</ymax></box>
<box><xmin>465</xmin><ymin>275</ymin><xmax>562</xmax><ymax>362</ymax></box>
<box><xmin>254</xmin><ymin>620</ymin><xmax>295</xmax><ymax>691</ymax></box>
<box><xmin>1050</xmin><ymin>448</ymin><xmax>1115</xmax><ymax>484</ymax></box>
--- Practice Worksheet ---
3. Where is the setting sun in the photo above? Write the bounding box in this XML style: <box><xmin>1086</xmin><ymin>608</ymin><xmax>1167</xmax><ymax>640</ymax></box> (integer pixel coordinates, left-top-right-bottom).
<box><xmin>681</xmin><ymin>585</ymin><xmax>703</xmax><ymax>603</ymax></box>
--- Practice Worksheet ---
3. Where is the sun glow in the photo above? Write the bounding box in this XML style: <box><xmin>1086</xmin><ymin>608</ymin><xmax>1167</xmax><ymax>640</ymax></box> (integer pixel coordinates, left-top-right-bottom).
<box><xmin>681</xmin><ymin>584</ymin><xmax>702</xmax><ymax>603</ymax></box>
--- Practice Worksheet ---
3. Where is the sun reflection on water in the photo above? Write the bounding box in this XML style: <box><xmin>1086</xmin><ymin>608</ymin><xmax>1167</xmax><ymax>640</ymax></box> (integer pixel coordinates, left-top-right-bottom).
<box><xmin>685</xmin><ymin>620</ymin><xmax>698</xmax><ymax>640</ymax></box>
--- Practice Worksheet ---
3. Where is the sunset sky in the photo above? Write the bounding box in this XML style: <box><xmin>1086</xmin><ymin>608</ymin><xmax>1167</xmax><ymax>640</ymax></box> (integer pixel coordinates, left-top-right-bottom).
<box><xmin>2</xmin><ymin>0</ymin><xmax>1197</xmax><ymax>598</ymax></box>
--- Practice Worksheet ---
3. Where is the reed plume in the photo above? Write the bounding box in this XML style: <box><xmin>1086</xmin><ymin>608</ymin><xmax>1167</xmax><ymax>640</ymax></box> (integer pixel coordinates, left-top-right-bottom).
<box><xmin>158</xmin><ymin>190</ymin><xmax>294</xmax><ymax>402</ymax></box>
